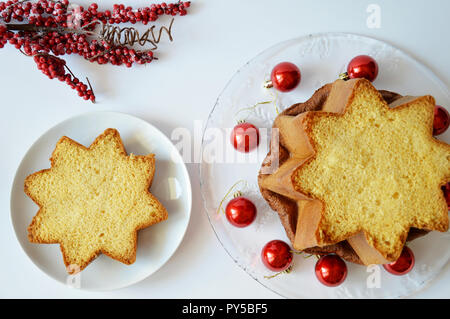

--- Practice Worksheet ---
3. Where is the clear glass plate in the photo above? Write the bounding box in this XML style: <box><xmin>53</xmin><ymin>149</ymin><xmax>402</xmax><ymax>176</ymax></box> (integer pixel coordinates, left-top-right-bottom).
<box><xmin>199</xmin><ymin>33</ymin><xmax>450</xmax><ymax>298</ymax></box>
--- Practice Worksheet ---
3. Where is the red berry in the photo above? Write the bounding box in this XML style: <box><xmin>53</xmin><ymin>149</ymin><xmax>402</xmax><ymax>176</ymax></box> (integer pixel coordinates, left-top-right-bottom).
<box><xmin>383</xmin><ymin>246</ymin><xmax>415</xmax><ymax>276</ymax></box>
<box><xmin>315</xmin><ymin>254</ymin><xmax>348</xmax><ymax>287</ymax></box>
<box><xmin>347</xmin><ymin>55</ymin><xmax>378</xmax><ymax>82</ymax></box>
<box><xmin>261</xmin><ymin>240</ymin><xmax>293</xmax><ymax>272</ymax></box>
<box><xmin>433</xmin><ymin>105</ymin><xmax>449</xmax><ymax>136</ymax></box>
<box><xmin>230</xmin><ymin>122</ymin><xmax>260</xmax><ymax>153</ymax></box>
<box><xmin>269</xmin><ymin>62</ymin><xmax>301</xmax><ymax>92</ymax></box>
<box><xmin>225</xmin><ymin>196</ymin><xmax>257</xmax><ymax>227</ymax></box>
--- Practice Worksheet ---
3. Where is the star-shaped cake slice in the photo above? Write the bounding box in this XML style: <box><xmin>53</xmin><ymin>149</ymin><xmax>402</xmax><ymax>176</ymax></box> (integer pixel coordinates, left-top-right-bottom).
<box><xmin>261</xmin><ymin>79</ymin><xmax>450</xmax><ymax>264</ymax></box>
<box><xmin>25</xmin><ymin>128</ymin><xmax>168</xmax><ymax>272</ymax></box>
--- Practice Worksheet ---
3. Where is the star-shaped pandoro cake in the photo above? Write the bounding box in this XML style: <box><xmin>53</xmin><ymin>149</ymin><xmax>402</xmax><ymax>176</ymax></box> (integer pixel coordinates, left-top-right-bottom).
<box><xmin>25</xmin><ymin>128</ymin><xmax>168</xmax><ymax>273</ymax></box>
<box><xmin>260</xmin><ymin>79</ymin><xmax>450</xmax><ymax>265</ymax></box>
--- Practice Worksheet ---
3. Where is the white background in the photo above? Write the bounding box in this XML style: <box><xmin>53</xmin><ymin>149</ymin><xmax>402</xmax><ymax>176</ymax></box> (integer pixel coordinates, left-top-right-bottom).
<box><xmin>1</xmin><ymin>0</ymin><xmax>449</xmax><ymax>298</ymax></box>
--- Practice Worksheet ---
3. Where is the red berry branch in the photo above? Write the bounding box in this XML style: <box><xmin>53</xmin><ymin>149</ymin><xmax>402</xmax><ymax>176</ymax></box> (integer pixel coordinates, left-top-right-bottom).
<box><xmin>34</xmin><ymin>53</ymin><xmax>95</xmax><ymax>100</ymax></box>
<box><xmin>0</xmin><ymin>0</ymin><xmax>190</xmax><ymax>102</ymax></box>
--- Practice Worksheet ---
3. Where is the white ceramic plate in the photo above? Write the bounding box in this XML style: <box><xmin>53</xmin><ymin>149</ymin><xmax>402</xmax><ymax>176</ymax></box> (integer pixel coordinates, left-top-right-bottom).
<box><xmin>200</xmin><ymin>33</ymin><xmax>450</xmax><ymax>298</ymax></box>
<box><xmin>10</xmin><ymin>111</ymin><xmax>192</xmax><ymax>291</ymax></box>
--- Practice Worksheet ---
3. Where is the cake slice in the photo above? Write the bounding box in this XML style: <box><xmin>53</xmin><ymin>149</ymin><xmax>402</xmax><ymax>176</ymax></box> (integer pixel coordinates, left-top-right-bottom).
<box><xmin>25</xmin><ymin>128</ymin><xmax>168</xmax><ymax>273</ymax></box>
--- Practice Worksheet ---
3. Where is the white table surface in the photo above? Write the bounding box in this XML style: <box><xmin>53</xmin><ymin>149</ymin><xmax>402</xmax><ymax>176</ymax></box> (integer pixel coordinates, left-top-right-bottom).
<box><xmin>1</xmin><ymin>0</ymin><xmax>449</xmax><ymax>298</ymax></box>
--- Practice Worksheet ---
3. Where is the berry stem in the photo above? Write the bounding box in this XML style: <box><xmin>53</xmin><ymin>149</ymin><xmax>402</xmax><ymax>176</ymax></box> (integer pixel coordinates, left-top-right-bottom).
<box><xmin>263</xmin><ymin>265</ymin><xmax>293</xmax><ymax>279</ymax></box>
<box><xmin>86</xmin><ymin>76</ymin><xmax>95</xmax><ymax>102</ymax></box>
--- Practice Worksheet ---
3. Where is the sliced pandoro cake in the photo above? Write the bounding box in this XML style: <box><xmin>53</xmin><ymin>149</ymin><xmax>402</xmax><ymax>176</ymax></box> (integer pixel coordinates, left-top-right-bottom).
<box><xmin>261</xmin><ymin>78</ymin><xmax>450</xmax><ymax>265</ymax></box>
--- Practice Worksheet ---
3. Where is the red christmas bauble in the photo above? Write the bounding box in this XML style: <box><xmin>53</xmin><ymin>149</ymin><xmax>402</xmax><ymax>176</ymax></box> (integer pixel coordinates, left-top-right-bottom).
<box><xmin>270</xmin><ymin>62</ymin><xmax>301</xmax><ymax>92</ymax></box>
<box><xmin>442</xmin><ymin>183</ymin><xmax>450</xmax><ymax>210</ymax></box>
<box><xmin>261</xmin><ymin>240</ymin><xmax>293</xmax><ymax>272</ymax></box>
<box><xmin>230</xmin><ymin>122</ymin><xmax>260</xmax><ymax>153</ymax></box>
<box><xmin>383</xmin><ymin>246</ymin><xmax>415</xmax><ymax>276</ymax></box>
<box><xmin>433</xmin><ymin>105</ymin><xmax>449</xmax><ymax>136</ymax></box>
<box><xmin>315</xmin><ymin>254</ymin><xmax>348</xmax><ymax>287</ymax></box>
<box><xmin>347</xmin><ymin>55</ymin><xmax>379</xmax><ymax>82</ymax></box>
<box><xmin>225</xmin><ymin>196</ymin><xmax>257</xmax><ymax>227</ymax></box>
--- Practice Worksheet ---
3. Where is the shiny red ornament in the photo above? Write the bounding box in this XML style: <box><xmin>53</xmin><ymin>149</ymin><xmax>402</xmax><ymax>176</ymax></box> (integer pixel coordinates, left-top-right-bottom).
<box><xmin>230</xmin><ymin>122</ymin><xmax>260</xmax><ymax>153</ymax></box>
<box><xmin>268</xmin><ymin>62</ymin><xmax>301</xmax><ymax>92</ymax></box>
<box><xmin>315</xmin><ymin>254</ymin><xmax>348</xmax><ymax>287</ymax></box>
<box><xmin>346</xmin><ymin>55</ymin><xmax>379</xmax><ymax>82</ymax></box>
<box><xmin>225</xmin><ymin>196</ymin><xmax>257</xmax><ymax>227</ymax></box>
<box><xmin>261</xmin><ymin>240</ymin><xmax>293</xmax><ymax>272</ymax></box>
<box><xmin>383</xmin><ymin>246</ymin><xmax>415</xmax><ymax>276</ymax></box>
<box><xmin>433</xmin><ymin>105</ymin><xmax>449</xmax><ymax>136</ymax></box>
<box><xmin>442</xmin><ymin>183</ymin><xmax>450</xmax><ymax>210</ymax></box>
